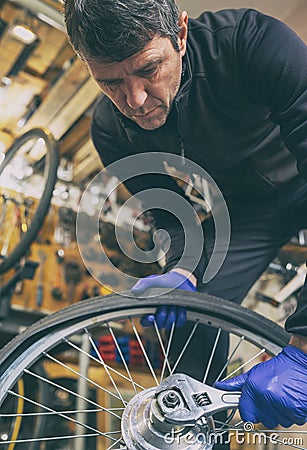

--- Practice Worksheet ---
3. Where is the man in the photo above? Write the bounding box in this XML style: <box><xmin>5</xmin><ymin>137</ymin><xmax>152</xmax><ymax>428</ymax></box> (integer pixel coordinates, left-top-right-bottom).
<box><xmin>64</xmin><ymin>0</ymin><xmax>307</xmax><ymax>435</ymax></box>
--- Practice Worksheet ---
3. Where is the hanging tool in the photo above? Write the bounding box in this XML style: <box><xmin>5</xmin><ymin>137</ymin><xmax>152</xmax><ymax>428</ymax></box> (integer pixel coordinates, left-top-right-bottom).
<box><xmin>14</xmin><ymin>199</ymin><xmax>31</xmax><ymax>295</ymax></box>
<box><xmin>80</xmin><ymin>283</ymin><xmax>91</xmax><ymax>301</ymax></box>
<box><xmin>15</xmin><ymin>256</ymin><xmax>27</xmax><ymax>295</ymax></box>
<box><xmin>64</xmin><ymin>259</ymin><xmax>82</xmax><ymax>303</ymax></box>
<box><xmin>51</xmin><ymin>249</ymin><xmax>65</xmax><ymax>300</ymax></box>
<box><xmin>51</xmin><ymin>267</ymin><xmax>63</xmax><ymax>300</ymax></box>
<box><xmin>36</xmin><ymin>250</ymin><xmax>47</xmax><ymax>307</ymax></box>
<box><xmin>20</xmin><ymin>198</ymin><xmax>33</xmax><ymax>235</ymax></box>
<box><xmin>1</xmin><ymin>202</ymin><xmax>18</xmax><ymax>258</ymax></box>
<box><xmin>0</xmin><ymin>194</ymin><xmax>9</xmax><ymax>226</ymax></box>
<box><xmin>19</xmin><ymin>199</ymin><xmax>29</xmax><ymax>235</ymax></box>
<box><xmin>0</xmin><ymin>260</ymin><xmax>38</xmax><ymax>318</ymax></box>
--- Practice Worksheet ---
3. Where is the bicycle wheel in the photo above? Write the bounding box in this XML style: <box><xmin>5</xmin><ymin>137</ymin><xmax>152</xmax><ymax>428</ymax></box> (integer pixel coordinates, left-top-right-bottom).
<box><xmin>1</xmin><ymin>289</ymin><xmax>302</xmax><ymax>450</ymax></box>
<box><xmin>0</xmin><ymin>128</ymin><xmax>59</xmax><ymax>274</ymax></box>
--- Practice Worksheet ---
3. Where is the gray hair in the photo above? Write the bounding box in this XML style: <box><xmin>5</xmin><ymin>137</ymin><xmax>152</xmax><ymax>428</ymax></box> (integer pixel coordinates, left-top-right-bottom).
<box><xmin>64</xmin><ymin>0</ymin><xmax>181</xmax><ymax>63</ymax></box>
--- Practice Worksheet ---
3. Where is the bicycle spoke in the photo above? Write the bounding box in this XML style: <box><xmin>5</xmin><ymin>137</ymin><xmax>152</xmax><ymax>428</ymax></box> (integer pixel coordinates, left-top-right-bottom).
<box><xmin>23</xmin><ymin>369</ymin><xmax>122</xmax><ymax>420</ymax></box>
<box><xmin>207</xmin><ymin>418</ymin><xmax>244</xmax><ymax>440</ymax></box>
<box><xmin>214</xmin><ymin>335</ymin><xmax>245</xmax><ymax>383</ymax></box>
<box><xmin>160</xmin><ymin>321</ymin><xmax>175</xmax><ymax>381</ymax></box>
<box><xmin>64</xmin><ymin>337</ymin><xmax>145</xmax><ymax>390</ymax></box>
<box><xmin>107</xmin><ymin>436</ymin><xmax>125</xmax><ymax>450</ymax></box>
<box><xmin>0</xmin><ymin>433</ymin><xmax>99</xmax><ymax>445</ymax></box>
<box><xmin>170</xmin><ymin>320</ymin><xmax>200</xmax><ymax>374</ymax></box>
<box><xmin>129</xmin><ymin>318</ymin><xmax>159</xmax><ymax>386</ymax></box>
<box><xmin>7</xmin><ymin>389</ymin><xmax>118</xmax><ymax>442</ymax></box>
<box><xmin>85</xmin><ymin>330</ymin><xmax>128</xmax><ymax>406</ymax></box>
<box><xmin>152</xmin><ymin>320</ymin><xmax>172</xmax><ymax>381</ymax></box>
<box><xmin>203</xmin><ymin>327</ymin><xmax>221</xmax><ymax>384</ymax></box>
<box><xmin>222</xmin><ymin>348</ymin><xmax>266</xmax><ymax>380</ymax></box>
<box><xmin>0</xmin><ymin>407</ymin><xmax>124</xmax><ymax>417</ymax></box>
<box><xmin>214</xmin><ymin>409</ymin><xmax>238</xmax><ymax>430</ymax></box>
<box><xmin>107</xmin><ymin>322</ymin><xmax>138</xmax><ymax>394</ymax></box>
<box><xmin>43</xmin><ymin>351</ymin><xmax>124</xmax><ymax>403</ymax></box>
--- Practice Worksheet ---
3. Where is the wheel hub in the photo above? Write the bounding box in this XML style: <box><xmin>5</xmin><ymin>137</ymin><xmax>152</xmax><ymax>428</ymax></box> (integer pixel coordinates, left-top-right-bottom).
<box><xmin>121</xmin><ymin>373</ymin><xmax>241</xmax><ymax>449</ymax></box>
<box><xmin>121</xmin><ymin>389</ymin><xmax>214</xmax><ymax>449</ymax></box>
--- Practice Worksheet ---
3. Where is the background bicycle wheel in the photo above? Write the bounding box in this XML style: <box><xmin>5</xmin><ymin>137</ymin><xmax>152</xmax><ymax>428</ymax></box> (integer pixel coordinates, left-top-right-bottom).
<box><xmin>0</xmin><ymin>128</ymin><xmax>59</xmax><ymax>275</ymax></box>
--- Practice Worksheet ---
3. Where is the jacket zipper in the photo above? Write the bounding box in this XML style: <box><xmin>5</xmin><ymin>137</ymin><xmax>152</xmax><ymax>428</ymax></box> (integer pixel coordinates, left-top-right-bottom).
<box><xmin>174</xmin><ymin>99</ymin><xmax>186</xmax><ymax>166</ymax></box>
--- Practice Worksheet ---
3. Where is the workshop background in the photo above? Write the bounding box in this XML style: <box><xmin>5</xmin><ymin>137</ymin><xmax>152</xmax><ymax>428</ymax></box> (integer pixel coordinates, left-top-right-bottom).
<box><xmin>0</xmin><ymin>1</ymin><xmax>306</xmax><ymax>449</ymax></box>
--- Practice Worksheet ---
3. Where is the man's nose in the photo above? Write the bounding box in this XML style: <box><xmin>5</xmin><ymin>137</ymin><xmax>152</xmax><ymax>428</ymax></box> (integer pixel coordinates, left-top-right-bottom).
<box><xmin>125</xmin><ymin>79</ymin><xmax>148</xmax><ymax>110</ymax></box>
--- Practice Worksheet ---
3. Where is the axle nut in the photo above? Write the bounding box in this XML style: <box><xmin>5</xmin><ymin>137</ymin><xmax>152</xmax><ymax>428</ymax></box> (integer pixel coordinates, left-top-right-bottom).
<box><xmin>162</xmin><ymin>390</ymin><xmax>181</xmax><ymax>408</ymax></box>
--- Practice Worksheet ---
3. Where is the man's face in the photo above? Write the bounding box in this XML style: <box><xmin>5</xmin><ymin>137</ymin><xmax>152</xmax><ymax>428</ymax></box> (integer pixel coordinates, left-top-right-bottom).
<box><xmin>87</xmin><ymin>34</ymin><xmax>187</xmax><ymax>130</ymax></box>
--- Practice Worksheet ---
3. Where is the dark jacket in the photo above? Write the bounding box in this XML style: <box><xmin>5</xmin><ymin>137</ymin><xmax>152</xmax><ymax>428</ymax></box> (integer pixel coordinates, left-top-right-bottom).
<box><xmin>91</xmin><ymin>8</ymin><xmax>307</xmax><ymax>335</ymax></box>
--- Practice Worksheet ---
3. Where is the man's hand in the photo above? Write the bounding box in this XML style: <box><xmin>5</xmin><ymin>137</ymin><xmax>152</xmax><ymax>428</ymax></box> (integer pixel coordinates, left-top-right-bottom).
<box><xmin>131</xmin><ymin>270</ymin><xmax>196</xmax><ymax>329</ymax></box>
<box><xmin>214</xmin><ymin>345</ymin><xmax>307</xmax><ymax>429</ymax></box>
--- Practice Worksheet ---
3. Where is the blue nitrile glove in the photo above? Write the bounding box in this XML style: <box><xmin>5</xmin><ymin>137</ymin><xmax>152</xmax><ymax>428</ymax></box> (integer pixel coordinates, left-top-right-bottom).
<box><xmin>214</xmin><ymin>345</ymin><xmax>307</xmax><ymax>429</ymax></box>
<box><xmin>131</xmin><ymin>271</ymin><xmax>196</xmax><ymax>329</ymax></box>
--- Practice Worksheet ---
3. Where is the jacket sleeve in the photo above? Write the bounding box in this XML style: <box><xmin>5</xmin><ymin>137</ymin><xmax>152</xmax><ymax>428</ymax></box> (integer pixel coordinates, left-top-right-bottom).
<box><xmin>91</xmin><ymin>108</ymin><xmax>204</xmax><ymax>280</ymax></box>
<box><xmin>234</xmin><ymin>10</ymin><xmax>307</xmax><ymax>336</ymax></box>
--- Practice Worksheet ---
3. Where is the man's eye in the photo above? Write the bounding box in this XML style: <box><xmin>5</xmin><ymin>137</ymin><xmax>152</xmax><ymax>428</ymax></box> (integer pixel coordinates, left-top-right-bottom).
<box><xmin>103</xmin><ymin>79</ymin><xmax>121</xmax><ymax>87</ymax></box>
<box><xmin>141</xmin><ymin>67</ymin><xmax>157</xmax><ymax>77</ymax></box>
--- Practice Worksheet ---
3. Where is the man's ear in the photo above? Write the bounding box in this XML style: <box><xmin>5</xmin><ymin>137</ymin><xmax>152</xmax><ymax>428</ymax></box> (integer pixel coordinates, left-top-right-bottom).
<box><xmin>178</xmin><ymin>11</ymin><xmax>188</xmax><ymax>56</ymax></box>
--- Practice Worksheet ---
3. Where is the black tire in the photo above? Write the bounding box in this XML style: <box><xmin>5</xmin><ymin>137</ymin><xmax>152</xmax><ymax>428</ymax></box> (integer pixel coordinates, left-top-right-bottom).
<box><xmin>0</xmin><ymin>128</ymin><xmax>59</xmax><ymax>274</ymax></box>
<box><xmin>0</xmin><ymin>289</ymin><xmax>289</xmax><ymax>384</ymax></box>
